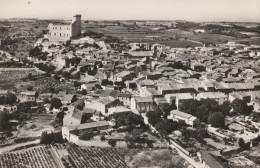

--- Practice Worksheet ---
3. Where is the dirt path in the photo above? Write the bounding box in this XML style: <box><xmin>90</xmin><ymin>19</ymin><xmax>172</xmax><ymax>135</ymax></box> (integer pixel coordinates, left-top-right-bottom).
<box><xmin>0</xmin><ymin>139</ymin><xmax>40</xmax><ymax>154</ymax></box>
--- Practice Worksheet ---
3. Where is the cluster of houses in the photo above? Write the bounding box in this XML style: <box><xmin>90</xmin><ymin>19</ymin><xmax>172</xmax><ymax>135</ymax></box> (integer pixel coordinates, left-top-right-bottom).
<box><xmin>1</xmin><ymin>16</ymin><xmax>259</xmax><ymax>168</ymax></box>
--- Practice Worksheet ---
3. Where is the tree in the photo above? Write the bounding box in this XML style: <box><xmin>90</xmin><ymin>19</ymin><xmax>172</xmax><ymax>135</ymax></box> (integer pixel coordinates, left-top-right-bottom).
<box><xmin>207</xmin><ymin>112</ymin><xmax>225</xmax><ymax>128</ymax></box>
<box><xmin>109</xmin><ymin>112</ymin><xmax>145</xmax><ymax>127</ymax></box>
<box><xmin>163</xmin><ymin>104</ymin><xmax>177</xmax><ymax>118</ymax></box>
<box><xmin>195</xmin><ymin>105</ymin><xmax>209</xmax><ymax>122</ymax></box>
<box><xmin>65</xmin><ymin>58</ymin><xmax>70</xmax><ymax>67</ymax></box>
<box><xmin>50</xmin><ymin>98</ymin><xmax>62</xmax><ymax>111</ymax></box>
<box><xmin>79</xmin><ymin>132</ymin><xmax>94</xmax><ymax>140</ymax></box>
<box><xmin>232</xmin><ymin>99</ymin><xmax>253</xmax><ymax>115</ymax></box>
<box><xmin>40</xmin><ymin>131</ymin><xmax>63</xmax><ymax>144</ymax></box>
<box><xmin>146</xmin><ymin>110</ymin><xmax>163</xmax><ymax>126</ymax></box>
<box><xmin>0</xmin><ymin>112</ymin><xmax>10</xmax><ymax>131</ymax></box>
<box><xmin>220</xmin><ymin>101</ymin><xmax>232</xmax><ymax>115</ymax></box>
<box><xmin>74</xmin><ymin>81</ymin><xmax>81</xmax><ymax>87</ymax></box>
<box><xmin>27</xmin><ymin>85</ymin><xmax>33</xmax><ymax>91</ymax></box>
<box><xmin>43</xmin><ymin>98</ymin><xmax>50</xmax><ymax>104</ymax></box>
<box><xmin>71</xmin><ymin>95</ymin><xmax>77</xmax><ymax>103</ymax></box>
<box><xmin>108</xmin><ymin>139</ymin><xmax>117</xmax><ymax>147</ymax></box>
<box><xmin>56</xmin><ymin>111</ymin><xmax>64</xmax><ymax>124</ymax></box>
<box><xmin>100</xmin><ymin>135</ymin><xmax>106</xmax><ymax>141</ymax></box>
<box><xmin>5</xmin><ymin>92</ymin><xmax>17</xmax><ymax>105</ymax></box>
<box><xmin>238</xmin><ymin>138</ymin><xmax>245</xmax><ymax>148</ymax></box>
<box><xmin>130</xmin><ymin>129</ymin><xmax>144</xmax><ymax>140</ymax></box>
<box><xmin>80</xmin><ymin>89</ymin><xmax>87</xmax><ymax>95</ymax></box>
<box><xmin>155</xmin><ymin>119</ymin><xmax>178</xmax><ymax>135</ymax></box>
<box><xmin>179</xmin><ymin>99</ymin><xmax>199</xmax><ymax>116</ymax></box>
<box><xmin>53</xmin><ymin>74</ymin><xmax>60</xmax><ymax>80</ymax></box>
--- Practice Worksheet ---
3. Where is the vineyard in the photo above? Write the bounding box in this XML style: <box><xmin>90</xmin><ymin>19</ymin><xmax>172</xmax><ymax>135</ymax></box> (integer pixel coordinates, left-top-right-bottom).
<box><xmin>0</xmin><ymin>144</ymin><xmax>128</xmax><ymax>168</ymax></box>
<box><xmin>0</xmin><ymin>68</ymin><xmax>40</xmax><ymax>83</ymax></box>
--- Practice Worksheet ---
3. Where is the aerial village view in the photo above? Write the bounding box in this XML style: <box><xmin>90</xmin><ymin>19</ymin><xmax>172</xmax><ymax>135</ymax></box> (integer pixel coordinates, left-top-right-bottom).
<box><xmin>0</xmin><ymin>0</ymin><xmax>260</xmax><ymax>168</ymax></box>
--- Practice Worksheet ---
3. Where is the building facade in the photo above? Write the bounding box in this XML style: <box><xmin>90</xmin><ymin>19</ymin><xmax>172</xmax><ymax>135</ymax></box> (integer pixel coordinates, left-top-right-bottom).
<box><xmin>47</xmin><ymin>14</ymin><xmax>81</xmax><ymax>41</ymax></box>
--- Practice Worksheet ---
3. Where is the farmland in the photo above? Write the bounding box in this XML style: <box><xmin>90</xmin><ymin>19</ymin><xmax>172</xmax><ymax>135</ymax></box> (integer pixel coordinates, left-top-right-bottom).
<box><xmin>84</xmin><ymin>21</ymin><xmax>260</xmax><ymax>46</ymax></box>
<box><xmin>0</xmin><ymin>144</ymin><xmax>128</xmax><ymax>168</ymax></box>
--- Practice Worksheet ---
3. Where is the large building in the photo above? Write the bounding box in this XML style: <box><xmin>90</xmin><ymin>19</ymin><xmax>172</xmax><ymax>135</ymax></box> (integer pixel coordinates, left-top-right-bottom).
<box><xmin>47</xmin><ymin>14</ymin><xmax>82</xmax><ymax>41</ymax></box>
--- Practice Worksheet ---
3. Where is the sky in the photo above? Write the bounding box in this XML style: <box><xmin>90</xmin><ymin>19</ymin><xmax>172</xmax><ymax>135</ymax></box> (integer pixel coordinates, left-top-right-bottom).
<box><xmin>0</xmin><ymin>0</ymin><xmax>260</xmax><ymax>22</ymax></box>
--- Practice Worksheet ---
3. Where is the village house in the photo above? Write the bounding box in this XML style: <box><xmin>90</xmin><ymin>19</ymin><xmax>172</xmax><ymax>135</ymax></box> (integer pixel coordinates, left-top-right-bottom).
<box><xmin>0</xmin><ymin>105</ymin><xmax>17</xmax><ymax>111</ymax></box>
<box><xmin>17</xmin><ymin>91</ymin><xmax>37</xmax><ymax>102</ymax></box>
<box><xmin>63</xmin><ymin>107</ymin><xmax>83</xmax><ymax>127</ymax></box>
<box><xmin>165</xmin><ymin>93</ymin><xmax>194</xmax><ymax>110</ymax></box>
<box><xmin>85</xmin><ymin>97</ymin><xmax>119</xmax><ymax>116</ymax></box>
<box><xmin>131</xmin><ymin>96</ymin><xmax>154</xmax><ymax>113</ymax></box>
<box><xmin>140</xmin><ymin>87</ymin><xmax>162</xmax><ymax>98</ymax></box>
<box><xmin>0</xmin><ymin>90</ymin><xmax>9</xmax><ymax>97</ymax></box>
<box><xmin>116</xmin><ymin>93</ymin><xmax>131</xmax><ymax>107</ymax></box>
<box><xmin>112</xmin><ymin>71</ymin><xmax>136</xmax><ymax>82</ymax></box>
<box><xmin>81</xmin><ymin>82</ymin><xmax>98</xmax><ymax>91</ymax></box>
<box><xmin>196</xmin><ymin>92</ymin><xmax>227</xmax><ymax>104</ymax></box>
<box><xmin>168</xmin><ymin>110</ymin><xmax>199</xmax><ymax>127</ymax></box>
<box><xmin>62</xmin><ymin>121</ymin><xmax>111</xmax><ymax>142</ymax></box>
<box><xmin>137</xmin><ymin>80</ymin><xmax>156</xmax><ymax>91</ymax></box>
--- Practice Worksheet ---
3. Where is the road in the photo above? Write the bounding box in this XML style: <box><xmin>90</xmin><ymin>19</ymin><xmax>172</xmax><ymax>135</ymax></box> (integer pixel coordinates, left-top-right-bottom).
<box><xmin>0</xmin><ymin>139</ymin><xmax>40</xmax><ymax>154</ymax></box>
<box><xmin>140</xmin><ymin>113</ymin><xmax>203</xmax><ymax>168</ymax></box>
<box><xmin>170</xmin><ymin>141</ymin><xmax>203</xmax><ymax>168</ymax></box>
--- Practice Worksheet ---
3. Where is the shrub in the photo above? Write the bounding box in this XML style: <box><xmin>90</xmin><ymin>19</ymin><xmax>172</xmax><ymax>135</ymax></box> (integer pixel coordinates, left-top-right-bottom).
<box><xmin>252</xmin><ymin>140</ymin><xmax>259</xmax><ymax>147</ymax></box>
<box><xmin>79</xmin><ymin>132</ymin><xmax>94</xmax><ymax>140</ymax></box>
<box><xmin>40</xmin><ymin>131</ymin><xmax>63</xmax><ymax>144</ymax></box>
<box><xmin>100</xmin><ymin>135</ymin><xmax>106</xmax><ymax>141</ymax></box>
<box><xmin>108</xmin><ymin>139</ymin><xmax>117</xmax><ymax>147</ymax></box>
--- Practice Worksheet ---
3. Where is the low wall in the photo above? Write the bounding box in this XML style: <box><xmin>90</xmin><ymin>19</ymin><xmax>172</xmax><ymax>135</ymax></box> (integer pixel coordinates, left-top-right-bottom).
<box><xmin>171</xmin><ymin>140</ymin><xmax>190</xmax><ymax>156</ymax></box>
<box><xmin>77</xmin><ymin>140</ymin><xmax>110</xmax><ymax>147</ymax></box>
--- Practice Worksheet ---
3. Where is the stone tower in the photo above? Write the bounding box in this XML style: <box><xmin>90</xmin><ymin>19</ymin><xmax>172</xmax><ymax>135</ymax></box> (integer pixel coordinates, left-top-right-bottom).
<box><xmin>71</xmin><ymin>14</ymin><xmax>81</xmax><ymax>38</ymax></box>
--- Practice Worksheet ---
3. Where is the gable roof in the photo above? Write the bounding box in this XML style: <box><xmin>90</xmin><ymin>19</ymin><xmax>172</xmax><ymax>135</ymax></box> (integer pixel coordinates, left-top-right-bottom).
<box><xmin>170</xmin><ymin>110</ymin><xmax>193</xmax><ymax>119</ymax></box>
<box><xmin>200</xmin><ymin>151</ymin><xmax>224</xmax><ymax>168</ymax></box>
<box><xmin>67</xmin><ymin>121</ymin><xmax>110</xmax><ymax>131</ymax></box>
<box><xmin>134</xmin><ymin>96</ymin><xmax>153</xmax><ymax>103</ymax></box>
<box><xmin>62</xmin><ymin>94</ymin><xmax>74</xmax><ymax>102</ymax></box>
<box><xmin>114</xmin><ymin>71</ymin><xmax>131</xmax><ymax>78</ymax></box>
<box><xmin>128</xmin><ymin>51</ymin><xmax>153</xmax><ymax>57</ymax></box>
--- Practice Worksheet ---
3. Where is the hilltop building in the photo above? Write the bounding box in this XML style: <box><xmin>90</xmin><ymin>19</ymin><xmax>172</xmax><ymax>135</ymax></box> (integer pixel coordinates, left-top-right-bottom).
<box><xmin>47</xmin><ymin>14</ymin><xmax>82</xmax><ymax>41</ymax></box>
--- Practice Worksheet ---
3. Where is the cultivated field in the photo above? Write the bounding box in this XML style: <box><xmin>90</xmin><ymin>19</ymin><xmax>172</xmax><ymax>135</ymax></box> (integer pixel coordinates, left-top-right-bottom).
<box><xmin>16</xmin><ymin>114</ymin><xmax>56</xmax><ymax>138</ymax></box>
<box><xmin>0</xmin><ymin>144</ymin><xmax>128</xmax><ymax>168</ymax></box>
<box><xmin>85</xmin><ymin>23</ymin><xmax>260</xmax><ymax>46</ymax></box>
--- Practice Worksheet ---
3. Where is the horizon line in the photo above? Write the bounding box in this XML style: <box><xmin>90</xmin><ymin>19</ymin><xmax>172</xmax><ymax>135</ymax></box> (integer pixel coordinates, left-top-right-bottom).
<box><xmin>0</xmin><ymin>17</ymin><xmax>260</xmax><ymax>24</ymax></box>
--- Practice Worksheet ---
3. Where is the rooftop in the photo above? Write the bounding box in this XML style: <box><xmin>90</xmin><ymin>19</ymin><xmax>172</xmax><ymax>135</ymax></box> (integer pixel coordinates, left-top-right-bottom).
<box><xmin>134</xmin><ymin>96</ymin><xmax>153</xmax><ymax>103</ymax></box>
<box><xmin>170</xmin><ymin>110</ymin><xmax>193</xmax><ymax>119</ymax></box>
<box><xmin>67</xmin><ymin>121</ymin><xmax>110</xmax><ymax>131</ymax></box>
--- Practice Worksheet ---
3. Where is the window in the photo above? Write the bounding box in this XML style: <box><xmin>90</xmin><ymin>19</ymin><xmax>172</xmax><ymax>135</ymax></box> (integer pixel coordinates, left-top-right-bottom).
<box><xmin>60</xmin><ymin>33</ymin><xmax>61</xmax><ymax>36</ymax></box>
<box><xmin>54</xmin><ymin>33</ymin><xmax>56</xmax><ymax>36</ymax></box>
<box><xmin>60</xmin><ymin>27</ymin><xmax>61</xmax><ymax>30</ymax></box>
